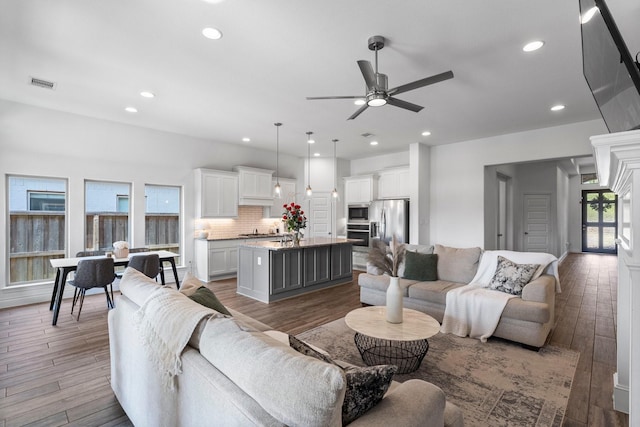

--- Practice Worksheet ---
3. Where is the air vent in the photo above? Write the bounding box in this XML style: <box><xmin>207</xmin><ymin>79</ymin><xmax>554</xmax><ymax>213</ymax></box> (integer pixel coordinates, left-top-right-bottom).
<box><xmin>361</xmin><ymin>132</ymin><xmax>374</xmax><ymax>137</ymax></box>
<box><xmin>29</xmin><ymin>77</ymin><xmax>56</xmax><ymax>90</ymax></box>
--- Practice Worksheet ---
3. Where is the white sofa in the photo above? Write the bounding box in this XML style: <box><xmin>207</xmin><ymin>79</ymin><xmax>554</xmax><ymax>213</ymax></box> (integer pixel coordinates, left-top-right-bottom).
<box><xmin>359</xmin><ymin>245</ymin><xmax>558</xmax><ymax>349</ymax></box>
<box><xmin>109</xmin><ymin>268</ymin><xmax>464</xmax><ymax>426</ymax></box>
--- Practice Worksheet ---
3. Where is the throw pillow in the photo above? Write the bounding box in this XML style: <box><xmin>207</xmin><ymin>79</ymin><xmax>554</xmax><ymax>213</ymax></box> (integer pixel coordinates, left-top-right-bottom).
<box><xmin>179</xmin><ymin>272</ymin><xmax>204</xmax><ymax>297</ymax></box>
<box><xmin>188</xmin><ymin>286</ymin><xmax>232</xmax><ymax>316</ymax></box>
<box><xmin>488</xmin><ymin>256</ymin><xmax>540</xmax><ymax>296</ymax></box>
<box><xmin>402</xmin><ymin>251</ymin><xmax>438</xmax><ymax>281</ymax></box>
<box><xmin>289</xmin><ymin>335</ymin><xmax>397</xmax><ymax>426</ymax></box>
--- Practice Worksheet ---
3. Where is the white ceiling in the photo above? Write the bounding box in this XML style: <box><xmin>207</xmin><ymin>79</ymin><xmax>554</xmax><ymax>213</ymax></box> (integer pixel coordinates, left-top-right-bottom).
<box><xmin>1</xmin><ymin>0</ymin><xmax>639</xmax><ymax>160</ymax></box>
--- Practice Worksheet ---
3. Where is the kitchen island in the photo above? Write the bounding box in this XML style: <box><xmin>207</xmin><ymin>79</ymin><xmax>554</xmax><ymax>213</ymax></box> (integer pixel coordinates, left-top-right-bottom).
<box><xmin>237</xmin><ymin>237</ymin><xmax>354</xmax><ymax>303</ymax></box>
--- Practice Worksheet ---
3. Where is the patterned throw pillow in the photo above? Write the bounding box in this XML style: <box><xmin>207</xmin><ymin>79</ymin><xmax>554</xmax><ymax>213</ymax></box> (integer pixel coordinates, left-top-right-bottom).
<box><xmin>289</xmin><ymin>335</ymin><xmax>397</xmax><ymax>426</ymax></box>
<box><xmin>488</xmin><ymin>256</ymin><xmax>540</xmax><ymax>296</ymax></box>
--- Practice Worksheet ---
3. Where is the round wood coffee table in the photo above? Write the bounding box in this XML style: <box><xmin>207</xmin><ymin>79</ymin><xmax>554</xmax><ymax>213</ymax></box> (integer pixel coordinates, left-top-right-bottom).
<box><xmin>345</xmin><ymin>306</ymin><xmax>441</xmax><ymax>373</ymax></box>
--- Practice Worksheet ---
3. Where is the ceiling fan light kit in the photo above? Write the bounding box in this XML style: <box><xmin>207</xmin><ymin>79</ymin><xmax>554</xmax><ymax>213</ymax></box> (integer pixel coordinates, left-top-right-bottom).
<box><xmin>306</xmin><ymin>35</ymin><xmax>454</xmax><ymax>120</ymax></box>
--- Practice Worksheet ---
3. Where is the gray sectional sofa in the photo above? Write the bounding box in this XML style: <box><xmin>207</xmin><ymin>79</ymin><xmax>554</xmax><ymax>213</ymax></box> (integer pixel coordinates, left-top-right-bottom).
<box><xmin>358</xmin><ymin>244</ymin><xmax>557</xmax><ymax>348</ymax></box>
<box><xmin>109</xmin><ymin>267</ymin><xmax>464</xmax><ymax>427</ymax></box>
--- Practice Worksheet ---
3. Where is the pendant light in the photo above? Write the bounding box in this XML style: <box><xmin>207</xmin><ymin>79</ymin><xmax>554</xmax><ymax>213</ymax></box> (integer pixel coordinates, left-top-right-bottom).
<box><xmin>331</xmin><ymin>139</ymin><xmax>339</xmax><ymax>200</ymax></box>
<box><xmin>305</xmin><ymin>131</ymin><xmax>313</xmax><ymax>198</ymax></box>
<box><xmin>273</xmin><ymin>122</ymin><xmax>282</xmax><ymax>199</ymax></box>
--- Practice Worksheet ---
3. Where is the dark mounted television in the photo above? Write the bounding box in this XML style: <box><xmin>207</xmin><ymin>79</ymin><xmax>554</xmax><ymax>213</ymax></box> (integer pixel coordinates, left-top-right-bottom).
<box><xmin>579</xmin><ymin>0</ymin><xmax>640</xmax><ymax>133</ymax></box>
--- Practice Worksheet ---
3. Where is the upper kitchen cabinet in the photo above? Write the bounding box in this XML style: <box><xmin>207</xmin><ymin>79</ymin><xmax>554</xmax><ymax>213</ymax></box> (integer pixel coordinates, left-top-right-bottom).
<box><xmin>344</xmin><ymin>175</ymin><xmax>377</xmax><ymax>204</ymax></box>
<box><xmin>266</xmin><ymin>178</ymin><xmax>297</xmax><ymax>218</ymax></box>
<box><xmin>378</xmin><ymin>167</ymin><xmax>410</xmax><ymax>199</ymax></box>
<box><xmin>195</xmin><ymin>168</ymin><xmax>239</xmax><ymax>218</ymax></box>
<box><xmin>233</xmin><ymin>166</ymin><xmax>274</xmax><ymax>206</ymax></box>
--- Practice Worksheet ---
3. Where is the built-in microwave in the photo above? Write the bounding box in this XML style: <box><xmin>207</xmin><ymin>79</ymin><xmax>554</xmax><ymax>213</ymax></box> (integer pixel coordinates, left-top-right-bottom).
<box><xmin>348</xmin><ymin>204</ymin><xmax>369</xmax><ymax>223</ymax></box>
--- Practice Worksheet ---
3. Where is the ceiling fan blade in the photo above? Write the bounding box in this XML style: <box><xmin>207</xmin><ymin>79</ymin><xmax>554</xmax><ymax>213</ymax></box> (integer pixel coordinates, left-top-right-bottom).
<box><xmin>347</xmin><ymin>104</ymin><xmax>369</xmax><ymax>120</ymax></box>
<box><xmin>357</xmin><ymin>60</ymin><xmax>377</xmax><ymax>89</ymax></box>
<box><xmin>306</xmin><ymin>96</ymin><xmax>361</xmax><ymax>100</ymax></box>
<box><xmin>388</xmin><ymin>70</ymin><xmax>454</xmax><ymax>96</ymax></box>
<box><xmin>387</xmin><ymin>97</ymin><xmax>424</xmax><ymax>112</ymax></box>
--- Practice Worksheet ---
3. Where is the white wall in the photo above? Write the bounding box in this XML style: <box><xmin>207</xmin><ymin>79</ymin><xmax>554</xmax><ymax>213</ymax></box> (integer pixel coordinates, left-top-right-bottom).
<box><xmin>350</xmin><ymin>151</ymin><xmax>410</xmax><ymax>175</ymax></box>
<box><xmin>0</xmin><ymin>100</ymin><xmax>301</xmax><ymax>307</ymax></box>
<box><xmin>557</xmin><ymin>167</ymin><xmax>570</xmax><ymax>259</ymax></box>
<box><xmin>430</xmin><ymin>119</ymin><xmax>607</xmax><ymax>247</ymax></box>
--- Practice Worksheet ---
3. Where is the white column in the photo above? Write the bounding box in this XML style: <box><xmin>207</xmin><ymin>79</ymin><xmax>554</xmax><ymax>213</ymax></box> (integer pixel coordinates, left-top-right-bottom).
<box><xmin>592</xmin><ymin>129</ymin><xmax>640</xmax><ymax>422</ymax></box>
<box><xmin>409</xmin><ymin>143</ymin><xmax>430</xmax><ymax>244</ymax></box>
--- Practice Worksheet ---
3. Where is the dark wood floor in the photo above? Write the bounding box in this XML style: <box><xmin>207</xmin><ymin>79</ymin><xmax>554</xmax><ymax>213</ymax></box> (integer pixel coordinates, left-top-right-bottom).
<box><xmin>0</xmin><ymin>253</ymin><xmax>629</xmax><ymax>426</ymax></box>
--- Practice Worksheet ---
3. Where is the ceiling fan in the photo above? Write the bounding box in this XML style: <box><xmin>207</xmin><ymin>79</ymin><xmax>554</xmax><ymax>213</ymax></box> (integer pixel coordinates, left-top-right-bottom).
<box><xmin>306</xmin><ymin>35</ymin><xmax>454</xmax><ymax>120</ymax></box>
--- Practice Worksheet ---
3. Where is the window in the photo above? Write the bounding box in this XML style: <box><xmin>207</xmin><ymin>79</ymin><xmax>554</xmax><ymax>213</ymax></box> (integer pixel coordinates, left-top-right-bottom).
<box><xmin>145</xmin><ymin>185</ymin><xmax>181</xmax><ymax>262</ymax></box>
<box><xmin>85</xmin><ymin>181</ymin><xmax>130</xmax><ymax>251</ymax></box>
<box><xmin>581</xmin><ymin>173</ymin><xmax>599</xmax><ymax>184</ymax></box>
<box><xmin>28</xmin><ymin>191</ymin><xmax>65</xmax><ymax>211</ymax></box>
<box><xmin>8</xmin><ymin>176</ymin><xmax>67</xmax><ymax>285</ymax></box>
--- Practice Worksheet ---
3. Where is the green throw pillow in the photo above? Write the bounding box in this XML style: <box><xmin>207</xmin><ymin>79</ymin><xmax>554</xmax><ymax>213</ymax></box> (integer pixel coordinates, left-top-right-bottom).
<box><xmin>188</xmin><ymin>286</ymin><xmax>232</xmax><ymax>316</ymax></box>
<box><xmin>289</xmin><ymin>335</ymin><xmax>397</xmax><ymax>426</ymax></box>
<box><xmin>403</xmin><ymin>251</ymin><xmax>438</xmax><ymax>281</ymax></box>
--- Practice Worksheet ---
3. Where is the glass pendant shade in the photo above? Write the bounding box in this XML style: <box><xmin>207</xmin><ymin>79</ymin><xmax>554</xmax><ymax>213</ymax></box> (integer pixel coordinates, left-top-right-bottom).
<box><xmin>331</xmin><ymin>139</ymin><xmax>339</xmax><ymax>201</ymax></box>
<box><xmin>274</xmin><ymin>181</ymin><xmax>282</xmax><ymax>199</ymax></box>
<box><xmin>304</xmin><ymin>131</ymin><xmax>313</xmax><ymax>199</ymax></box>
<box><xmin>274</xmin><ymin>122</ymin><xmax>282</xmax><ymax>198</ymax></box>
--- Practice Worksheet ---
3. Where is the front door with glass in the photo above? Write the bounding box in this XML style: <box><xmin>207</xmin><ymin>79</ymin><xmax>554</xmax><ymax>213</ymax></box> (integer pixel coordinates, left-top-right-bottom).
<box><xmin>582</xmin><ymin>189</ymin><xmax>617</xmax><ymax>254</ymax></box>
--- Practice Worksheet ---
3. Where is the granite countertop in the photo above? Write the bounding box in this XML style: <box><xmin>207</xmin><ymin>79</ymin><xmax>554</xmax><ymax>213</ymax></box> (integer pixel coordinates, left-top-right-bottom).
<box><xmin>240</xmin><ymin>237</ymin><xmax>357</xmax><ymax>250</ymax></box>
<box><xmin>196</xmin><ymin>233</ymin><xmax>284</xmax><ymax>241</ymax></box>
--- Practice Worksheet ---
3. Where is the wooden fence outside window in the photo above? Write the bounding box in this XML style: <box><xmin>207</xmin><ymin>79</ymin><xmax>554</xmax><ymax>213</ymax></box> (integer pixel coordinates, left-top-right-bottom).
<box><xmin>9</xmin><ymin>212</ymin><xmax>179</xmax><ymax>284</ymax></box>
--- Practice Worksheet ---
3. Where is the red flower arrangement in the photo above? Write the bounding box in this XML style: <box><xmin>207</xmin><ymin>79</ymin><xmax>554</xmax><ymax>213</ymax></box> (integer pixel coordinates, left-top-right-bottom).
<box><xmin>282</xmin><ymin>202</ymin><xmax>307</xmax><ymax>233</ymax></box>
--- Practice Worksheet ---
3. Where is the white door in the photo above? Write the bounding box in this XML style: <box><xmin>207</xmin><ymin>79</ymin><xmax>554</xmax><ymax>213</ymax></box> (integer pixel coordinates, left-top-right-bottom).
<box><xmin>523</xmin><ymin>194</ymin><xmax>551</xmax><ymax>252</ymax></box>
<box><xmin>307</xmin><ymin>192</ymin><xmax>332</xmax><ymax>238</ymax></box>
<box><xmin>497</xmin><ymin>175</ymin><xmax>508</xmax><ymax>250</ymax></box>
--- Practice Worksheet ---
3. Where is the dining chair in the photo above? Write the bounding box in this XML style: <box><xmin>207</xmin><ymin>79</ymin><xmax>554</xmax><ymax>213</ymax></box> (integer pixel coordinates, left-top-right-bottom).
<box><xmin>128</xmin><ymin>253</ymin><xmax>160</xmax><ymax>280</ymax></box>
<box><xmin>69</xmin><ymin>257</ymin><xmax>116</xmax><ymax>321</ymax></box>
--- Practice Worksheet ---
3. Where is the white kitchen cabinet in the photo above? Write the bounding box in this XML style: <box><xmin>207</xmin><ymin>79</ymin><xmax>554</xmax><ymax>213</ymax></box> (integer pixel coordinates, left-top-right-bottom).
<box><xmin>378</xmin><ymin>167</ymin><xmax>410</xmax><ymax>199</ymax></box>
<box><xmin>266</xmin><ymin>178</ymin><xmax>297</xmax><ymax>218</ymax></box>
<box><xmin>195</xmin><ymin>168</ymin><xmax>238</xmax><ymax>218</ymax></box>
<box><xmin>195</xmin><ymin>239</ymin><xmax>240</xmax><ymax>281</ymax></box>
<box><xmin>195</xmin><ymin>236</ymin><xmax>280</xmax><ymax>281</ymax></box>
<box><xmin>233</xmin><ymin>166</ymin><xmax>274</xmax><ymax>206</ymax></box>
<box><xmin>344</xmin><ymin>175</ymin><xmax>377</xmax><ymax>204</ymax></box>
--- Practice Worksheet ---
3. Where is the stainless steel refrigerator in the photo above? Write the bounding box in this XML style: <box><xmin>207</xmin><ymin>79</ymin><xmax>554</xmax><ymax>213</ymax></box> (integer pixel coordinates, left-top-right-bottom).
<box><xmin>369</xmin><ymin>199</ymin><xmax>410</xmax><ymax>245</ymax></box>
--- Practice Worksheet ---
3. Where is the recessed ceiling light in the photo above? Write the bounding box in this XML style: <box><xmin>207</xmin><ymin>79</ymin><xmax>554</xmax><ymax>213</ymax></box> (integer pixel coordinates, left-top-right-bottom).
<box><xmin>354</xmin><ymin>99</ymin><xmax>366</xmax><ymax>106</ymax></box>
<box><xmin>313</xmin><ymin>152</ymin><xmax>320</xmax><ymax>157</ymax></box>
<box><xmin>421</xmin><ymin>131</ymin><xmax>432</xmax><ymax>137</ymax></box>
<box><xmin>242</xmin><ymin>137</ymin><xmax>250</xmax><ymax>142</ymax></box>
<box><xmin>202</xmin><ymin>27</ymin><xmax>223</xmax><ymax>40</ymax></box>
<box><xmin>523</xmin><ymin>41</ymin><xmax>544</xmax><ymax>52</ymax></box>
<box><xmin>140</xmin><ymin>91</ymin><xmax>155</xmax><ymax>98</ymax></box>
<box><xmin>202</xmin><ymin>0</ymin><xmax>225</xmax><ymax>3</ymax></box>
<box><xmin>550</xmin><ymin>104</ymin><xmax>565</xmax><ymax>111</ymax></box>
<box><xmin>581</xmin><ymin>6</ymin><xmax>599</xmax><ymax>24</ymax></box>
<box><xmin>125</xmin><ymin>107</ymin><xmax>138</xmax><ymax>113</ymax></box>
<box><xmin>308</xmin><ymin>139</ymin><xmax>315</xmax><ymax>144</ymax></box>
<box><xmin>370</xmin><ymin>141</ymin><xmax>379</xmax><ymax>146</ymax></box>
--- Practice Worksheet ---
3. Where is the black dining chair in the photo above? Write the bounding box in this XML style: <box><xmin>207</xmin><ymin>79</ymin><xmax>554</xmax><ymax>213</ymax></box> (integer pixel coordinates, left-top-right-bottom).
<box><xmin>69</xmin><ymin>257</ymin><xmax>116</xmax><ymax>321</ymax></box>
<box><xmin>128</xmin><ymin>253</ymin><xmax>160</xmax><ymax>280</ymax></box>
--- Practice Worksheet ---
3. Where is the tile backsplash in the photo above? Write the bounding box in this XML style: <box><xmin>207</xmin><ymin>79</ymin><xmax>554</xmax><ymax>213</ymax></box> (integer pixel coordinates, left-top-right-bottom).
<box><xmin>196</xmin><ymin>206</ymin><xmax>283</xmax><ymax>239</ymax></box>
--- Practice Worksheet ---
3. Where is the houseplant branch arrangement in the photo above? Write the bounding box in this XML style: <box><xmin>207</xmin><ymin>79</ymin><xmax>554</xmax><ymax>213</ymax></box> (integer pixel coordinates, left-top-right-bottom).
<box><xmin>282</xmin><ymin>202</ymin><xmax>307</xmax><ymax>245</ymax></box>
<box><xmin>367</xmin><ymin>235</ymin><xmax>406</xmax><ymax>323</ymax></box>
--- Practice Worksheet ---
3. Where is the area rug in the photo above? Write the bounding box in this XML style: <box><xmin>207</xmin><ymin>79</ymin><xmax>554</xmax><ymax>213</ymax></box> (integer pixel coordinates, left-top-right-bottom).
<box><xmin>297</xmin><ymin>318</ymin><xmax>579</xmax><ymax>427</ymax></box>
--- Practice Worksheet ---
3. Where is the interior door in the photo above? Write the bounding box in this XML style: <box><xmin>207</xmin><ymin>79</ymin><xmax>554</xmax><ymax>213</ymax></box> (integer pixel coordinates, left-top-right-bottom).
<box><xmin>307</xmin><ymin>192</ymin><xmax>332</xmax><ymax>238</ymax></box>
<box><xmin>497</xmin><ymin>174</ymin><xmax>509</xmax><ymax>250</ymax></box>
<box><xmin>582</xmin><ymin>189</ymin><xmax>617</xmax><ymax>254</ymax></box>
<box><xmin>523</xmin><ymin>194</ymin><xmax>551</xmax><ymax>253</ymax></box>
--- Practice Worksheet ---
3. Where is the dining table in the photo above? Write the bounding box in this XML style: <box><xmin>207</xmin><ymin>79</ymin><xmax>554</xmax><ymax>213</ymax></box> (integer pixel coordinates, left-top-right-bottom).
<box><xmin>48</xmin><ymin>250</ymin><xmax>180</xmax><ymax>326</ymax></box>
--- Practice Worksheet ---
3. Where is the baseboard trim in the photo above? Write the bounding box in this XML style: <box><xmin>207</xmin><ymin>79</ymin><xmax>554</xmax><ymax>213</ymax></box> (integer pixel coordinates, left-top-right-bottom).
<box><xmin>613</xmin><ymin>372</ymin><xmax>630</xmax><ymax>414</ymax></box>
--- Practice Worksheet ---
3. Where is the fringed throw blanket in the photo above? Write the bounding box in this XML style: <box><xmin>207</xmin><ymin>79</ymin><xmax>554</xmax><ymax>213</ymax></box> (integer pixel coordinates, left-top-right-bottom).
<box><xmin>133</xmin><ymin>287</ymin><xmax>215</xmax><ymax>389</ymax></box>
<box><xmin>441</xmin><ymin>250</ymin><xmax>559</xmax><ymax>342</ymax></box>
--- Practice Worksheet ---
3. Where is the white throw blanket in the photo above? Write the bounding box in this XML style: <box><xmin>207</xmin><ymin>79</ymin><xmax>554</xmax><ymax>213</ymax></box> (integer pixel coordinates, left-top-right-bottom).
<box><xmin>440</xmin><ymin>250</ymin><xmax>560</xmax><ymax>342</ymax></box>
<box><xmin>133</xmin><ymin>287</ymin><xmax>215</xmax><ymax>389</ymax></box>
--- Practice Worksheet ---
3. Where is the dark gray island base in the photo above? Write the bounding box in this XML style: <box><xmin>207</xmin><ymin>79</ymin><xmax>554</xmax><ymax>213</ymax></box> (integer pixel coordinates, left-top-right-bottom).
<box><xmin>237</xmin><ymin>237</ymin><xmax>354</xmax><ymax>303</ymax></box>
